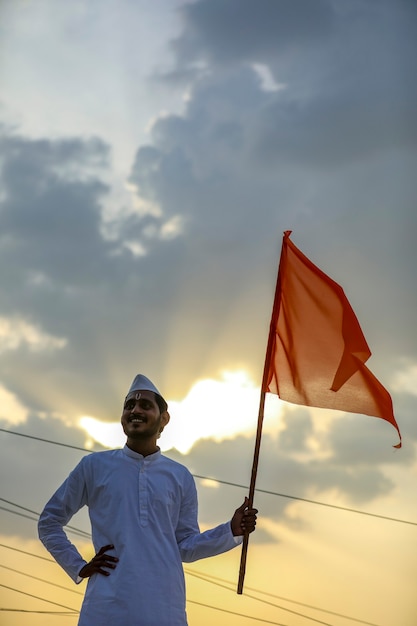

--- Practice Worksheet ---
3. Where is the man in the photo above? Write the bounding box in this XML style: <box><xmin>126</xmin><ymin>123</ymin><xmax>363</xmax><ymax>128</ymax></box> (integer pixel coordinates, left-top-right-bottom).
<box><xmin>38</xmin><ymin>374</ymin><xmax>258</xmax><ymax>625</ymax></box>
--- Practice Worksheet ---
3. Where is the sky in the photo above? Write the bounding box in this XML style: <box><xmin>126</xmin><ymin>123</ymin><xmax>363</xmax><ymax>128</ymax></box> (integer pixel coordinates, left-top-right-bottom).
<box><xmin>0</xmin><ymin>0</ymin><xmax>416</xmax><ymax>624</ymax></box>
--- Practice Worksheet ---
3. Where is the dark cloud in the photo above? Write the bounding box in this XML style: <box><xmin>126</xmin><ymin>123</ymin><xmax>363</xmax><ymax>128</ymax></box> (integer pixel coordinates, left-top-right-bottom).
<box><xmin>1</xmin><ymin>389</ymin><xmax>414</xmax><ymax>544</ymax></box>
<box><xmin>0</xmin><ymin>133</ymin><xmax>112</xmax><ymax>288</ymax></box>
<box><xmin>130</xmin><ymin>61</ymin><xmax>417</xmax><ymax>379</ymax></box>
<box><xmin>174</xmin><ymin>0</ymin><xmax>335</xmax><ymax>66</ymax></box>
<box><xmin>326</xmin><ymin>413</ymin><xmax>413</xmax><ymax>466</ymax></box>
<box><xmin>0</xmin><ymin>0</ymin><xmax>415</xmax><ymax>554</ymax></box>
<box><xmin>0</xmin><ymin>414</ymin><xmax>94</xmax><ymax>539</ymax></box>
<box><xmin>0</xmin><ymin>131</ymin><xmax>193</xmax><ymax>410</ymax></box>
<box><xmin>170</xmin><ymin>0</ymin><xmax>417</xmax><ymax>175</ymax></box>
<box><xmin>395</xmin><ymin>393</ymin><xmax>417</xmax><ymax>441</ymax></box>
<box><xmin>1</xmin><ymin>0</ymin><xmax>415</xmax><ymax>415</ymax></box>
<box><xmin>167</xmin><ymin>401</ymin><xmax>413</xmax><ymax>534</ymax></box>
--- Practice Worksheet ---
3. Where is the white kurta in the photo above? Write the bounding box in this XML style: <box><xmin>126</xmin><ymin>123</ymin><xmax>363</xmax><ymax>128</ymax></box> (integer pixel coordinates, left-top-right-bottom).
<box><xmin>38</xmin><ymin>446</ymin><xmax>240</xmax><ymax>625</ymax></box>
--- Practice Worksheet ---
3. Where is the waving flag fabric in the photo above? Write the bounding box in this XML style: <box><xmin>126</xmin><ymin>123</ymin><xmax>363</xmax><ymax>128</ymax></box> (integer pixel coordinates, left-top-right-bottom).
<box><xmin>265</xmin><ymin>231</ymin><xmax>401</xmax><ymax>448</ymax></box>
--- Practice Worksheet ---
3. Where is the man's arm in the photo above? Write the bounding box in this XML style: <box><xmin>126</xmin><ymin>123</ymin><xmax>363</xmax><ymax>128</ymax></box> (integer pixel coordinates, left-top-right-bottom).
<box><xmin>38</xmin><ymin>461</ymin><xmax>89</xmax><ymax>583</ymax></box>
<box><xmin>176</xmin><ymin>474</ymin><xmax>258</xmax><ymax>562</ymax></box>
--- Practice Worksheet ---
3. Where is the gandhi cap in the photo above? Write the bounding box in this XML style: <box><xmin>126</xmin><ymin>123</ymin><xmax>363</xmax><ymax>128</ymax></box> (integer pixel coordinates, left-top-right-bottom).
<box><xmin>126</xmin><ymin>374</ymin><xmax>166</xmax><ymax>406</ymax></box>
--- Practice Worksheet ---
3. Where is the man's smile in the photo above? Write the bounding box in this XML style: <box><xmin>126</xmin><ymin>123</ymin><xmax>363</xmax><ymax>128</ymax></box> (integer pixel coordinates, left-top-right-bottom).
<box><xmin>129</xmin><ymin>416</ymin><xmax>146</xmax><ymax>423</ymax></box>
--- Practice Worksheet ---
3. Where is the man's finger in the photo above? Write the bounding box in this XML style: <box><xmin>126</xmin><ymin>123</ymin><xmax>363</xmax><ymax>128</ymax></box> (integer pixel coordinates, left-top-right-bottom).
<box><xmin>96</xmin><ymin>544</ymin><xmax>115</xmax><ymax>556</ymax></box>
<box><xmin>236</xmin><ymin>497</ymin><xmax>250</xmax><ymax>512</ymax></box>
<box><xmin>96</xmin><ymin>567</ymin><xmax>111</xmax><ymax>576</ymax></box>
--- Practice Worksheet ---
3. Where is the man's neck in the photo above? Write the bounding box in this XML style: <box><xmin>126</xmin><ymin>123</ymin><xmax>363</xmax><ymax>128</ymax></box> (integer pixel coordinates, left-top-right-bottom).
<box><xmin>126</xmin><ymin>438</ymin><xmax>160</xmax><ymax>457</ymax></box>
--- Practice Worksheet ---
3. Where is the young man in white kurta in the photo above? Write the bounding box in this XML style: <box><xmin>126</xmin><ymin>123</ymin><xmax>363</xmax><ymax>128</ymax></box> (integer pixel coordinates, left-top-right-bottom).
<box><xmin>38</xmin><ymin>374</ymin><xmax>257</xmax><ymax>626</ymax></box>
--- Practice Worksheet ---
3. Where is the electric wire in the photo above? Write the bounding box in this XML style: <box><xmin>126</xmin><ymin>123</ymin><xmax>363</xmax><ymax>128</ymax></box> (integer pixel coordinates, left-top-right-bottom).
<box><xmin>0</xmin><ymin>497</ymin><xmax>91</xmax><ymax>538</ymax></box>
<box><xmin>0</xmin><ymin>542</ymin><xmax>380</xmax><ymax>626</ymax></box>
<box><xmin>0</xmin><ymin>560</ymin><xmax>308</xmax><ymax>626</ymax></box>
<box><xmin>0</xmin><ymin>583</ymin><xmax>78</xmax><ymax>612</ymax></box>
<box><xmin>0</xmin><ymin>506</ymin><xmax>40</xmax><ymax>524</ymax></box>
<box><xmin>0</xmin><ymin>543</ymin><xmax>55</xmax><ymax>562</ymax></box>
<box><xmin>0</xmin><ymin>507</ymin><xmax>91</xmax><ymax>540</ymax></box>
<box><xmin>187</xmin><ymin>572</ymin><xmax>333</xmax><ymax>626</ymax></box>
<box><xmin>188</xmin><ymin>599</ymin><xmax>298</xmax><ymax>626</ymax></box>
<box><xmin>0</xmin><ymin>609</ymin><xmax>77</xmax><ymax>615</ymax></box>
<box><xmin>1</xmin><ymin>427</ymin><xmax>415</xmax><ymax>526</ymax></box>
<box><xmin>0</xmin><ymin>428</ymin><xmax>410</xmax><ymax>624</ymax></box>
<box><xmin>0</xmin><ymin>427</ymin><xmax>94</xmax><ymax>453</ymax></box>
<box><xmin>185</xmin><ymin>569</ymin><xmax>382</xmax><ymax>626</ymax></box>
<box><xmin>0</xmin><ymin>561</ymin><xmax>310</xmax><ymax>625</ymax></box>
<box><xmin>0</xmin><ymin>564</ymin><xmax>83</xmax><ymax>596</ymax></box>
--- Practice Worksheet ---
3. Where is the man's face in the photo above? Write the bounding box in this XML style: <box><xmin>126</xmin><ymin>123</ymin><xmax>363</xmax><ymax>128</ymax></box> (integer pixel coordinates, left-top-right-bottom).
<box><xmin>121</xmin><ymin>390</ymin><xmax>169</xmax><ymax>440</ymax></box>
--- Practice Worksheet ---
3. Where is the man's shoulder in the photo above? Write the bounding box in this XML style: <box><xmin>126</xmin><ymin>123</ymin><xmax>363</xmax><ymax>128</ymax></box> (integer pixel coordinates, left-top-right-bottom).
<box><xmin>159</xmin><ymin>453</ymin><xmax>193</xmax><ymax>477</ymax></box>
<box><xmin>80</xmin><ymin>448</ymin><xmax>123</xmax><ymax>466</ymax></box>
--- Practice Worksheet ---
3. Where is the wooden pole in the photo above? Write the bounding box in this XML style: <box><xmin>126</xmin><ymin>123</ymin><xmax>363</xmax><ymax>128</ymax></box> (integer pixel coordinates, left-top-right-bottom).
<box><xmin>237</xmin><ymin>388</ymin><xmax>267</xmax><ymax>594</ymax></box>
<box><xmin>237</xmin><ymin>235</ymin><xmax>286</xmax><ymax>594</ymax></box>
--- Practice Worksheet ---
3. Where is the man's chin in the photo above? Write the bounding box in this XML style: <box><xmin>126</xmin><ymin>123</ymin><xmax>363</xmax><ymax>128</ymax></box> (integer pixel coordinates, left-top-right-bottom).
<box><xmin>126</xmin><ymin>427</ymin><xmax>157</xmax><ymax>440</ymax></box>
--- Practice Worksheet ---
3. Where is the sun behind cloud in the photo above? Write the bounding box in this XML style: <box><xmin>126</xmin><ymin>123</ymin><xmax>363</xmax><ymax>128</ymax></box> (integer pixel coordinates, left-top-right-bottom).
<box><xmin>79</xmin><ymin>370</ymin><xmax>284</xmax><ymax>454</ymax></box>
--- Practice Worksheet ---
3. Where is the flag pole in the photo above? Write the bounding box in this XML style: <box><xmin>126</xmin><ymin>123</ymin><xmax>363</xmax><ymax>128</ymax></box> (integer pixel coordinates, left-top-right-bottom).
<box><xmin>237</xmin><ymin>233</ymin><xmax>287</xmax><ymax>594</ymax></box>
<box><xmin>236</xmin><ymin>388</ymin><xmax>267</xmax><ymax>594</ymax></box>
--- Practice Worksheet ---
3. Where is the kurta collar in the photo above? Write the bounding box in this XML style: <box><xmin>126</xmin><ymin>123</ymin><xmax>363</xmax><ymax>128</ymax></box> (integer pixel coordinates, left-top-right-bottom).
<box><xmin>122</xmin><ymin>444</ymin><xmax>161</xmax><ymax>463</ymax></box>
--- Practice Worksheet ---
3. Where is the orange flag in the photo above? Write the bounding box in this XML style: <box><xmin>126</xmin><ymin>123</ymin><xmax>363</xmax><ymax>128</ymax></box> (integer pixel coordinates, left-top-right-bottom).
<box><xmin>265</xmin><ymin>231</ymin><xmax>401</xmax><ymax>448</ymax></box>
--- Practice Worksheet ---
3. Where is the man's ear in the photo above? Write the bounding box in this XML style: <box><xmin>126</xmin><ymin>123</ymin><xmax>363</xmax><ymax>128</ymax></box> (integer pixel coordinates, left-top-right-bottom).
<box><xmin>160</xmin><ymin>411</ymin><xmax>170</xmax><ymax>432</ymax></box>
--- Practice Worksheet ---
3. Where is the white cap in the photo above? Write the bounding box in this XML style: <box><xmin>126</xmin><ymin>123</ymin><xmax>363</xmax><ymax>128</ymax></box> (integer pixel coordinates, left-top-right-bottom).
<box><xmin>126</xmin><ymin>374</ymin><xmax>165</xmax><ymax>405</ymax></box>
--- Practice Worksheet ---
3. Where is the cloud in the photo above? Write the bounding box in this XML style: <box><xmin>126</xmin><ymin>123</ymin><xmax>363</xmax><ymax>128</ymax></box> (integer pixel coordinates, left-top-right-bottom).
<box><xmin>0</xmin><ymin>316</ymin><xmax>67</xmax><ymax>353</ymax></box>
<box><xmin>166</xmin><ymin>414</ymin><xmax>401</xmax><ymax>534</ymax></box>
<box><xmin>79</xmin><ymin>371</ymin><xmax>285</xmax><ymax>454</ymax></box>
<box><xmin>174</xmin><ymin>0</ymin><xmax>416</xmax><ymax>166</ymax></box>
<box><xmin>130</xmin><ymin>60</ymin><xmax>416</xmax><ymax>375</ymax></box>
<box><xmin>0</xmin><ymin>385</ymin><xmax>29</xmax><ymax>425</ymax></box>
<box><xmin>1</xmin><ymin>1</ymin><xmax>415</xmax><ymax>421</ymax></box>
<box><xmin>1</xmin><ymin>379</ymin><xmax>414</xmax><ymax>545</ymax></box>
<box><xmin>0</xmin><ymin>130</ymin><xmax>194</xmax><ymax>413</ymax></box>
<box><xmin>391</xmin><ymin>361</ymin><xmax>417</xmax><ymax>397</ymax></box>
<box><xmin>0</xmin><ymin>133</ymin><xmax>111</xmax><ymax>285</ymax></box>
<box><xmin>0</xmin><ymin>414</ymin><xmax>92</xmax><ymax>539</ymax></box>
<box><xmin>173</xmin><ymin>0</ymin><xmax>335</xmax><ymax>66</ymax></box>
<box><xmin>0</xmin><ymin>2</ymin><xmax>416</xmax><ymax>556</ymax></box>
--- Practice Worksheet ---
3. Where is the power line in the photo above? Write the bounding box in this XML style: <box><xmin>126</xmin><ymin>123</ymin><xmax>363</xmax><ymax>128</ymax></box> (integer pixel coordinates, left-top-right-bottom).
<box><xmin>0</xmin><ymin>609</ymin><xmax>77</xmax><ymax>615</ymax></box>
<box><xmin>0</xmin><ymin>502</ymin><xmax>91</xmax><ymax>542</ymax></box>
<box><xmin>0</xmin><ymin>564</ymin><xmax>83</xmax><ymax>596</ymax></box>
<box><xmin>0</xmin><ymin>560</ymin><xmax>291</xmax><ymax>626</ymax></box>
<box><xmin>0</xmin><ymin>557</ymin><xmax>328</xmax><ymax>626</ymax></box>
<box><xmin>0</xmin><ymin>578</ymin><xmax>303</xmax><ymax>626</ymax></box>
<box><xmin>0</xmin><ymin>505</ymin><xmax>40</xmax><ymax>524</ymax></box>
<box><xmin>0</xmin><ymin>430</ymin><xmax>412</xmax><ymax>624</ymax></box>
<box><xmin>0</xmin><ymin>506</ymin><xmax>90</xmax><ymax>540</ymax></box>
<box><xmin>0</xmin><ymin>542</ymin><xmax>377</xmax><ymax>626</ymax></box>
<box><xmin>0</xmin><ymin>497</ymin><xmax>91</xmax><ymax>538</ymax></box>
<box><xmin>0</xmin><ymin>583</ymin><xmax>78</xmax><ymax>612</ymax></box>
<box><xmin>187</xmin><ymin>571</ymin><xmax>334</xmax><ymax>626</ymax></box>
<box><xmin>0</xmin><ymin>498</ymin><xmax>42</xmax><ymax>517</ymax></box>
<box><xmin>0</xmin><ymin>427</ymin><xmax>94</xmax><ymax>453</ymax></box>
<box><xmin>1</xmin><ymin>427</ymin><xmax>416</xmax><ymax>526</ymax></box>
<box><xmin>185</xmin><ymin>569</ymin><xmax>382</xmax><ymax>626</ymax></box>
<box><xmin>193</xmin><ymin>476</ymin><xmax>417</xmax><ymax>527</ymax></box>
<box><xmin>188</xmin><ymin>599</ymin><xmax>292</xmax><ymax>626</ymax></box>
<box><xmin>0</xmin><ymin>542</ymin><xmax>55</xmax><ymax>562</ymax></box>
<box><xmin>0</xmin><ymin>558</ymin><xmax>311</xmax><ymax>625</ymax></box>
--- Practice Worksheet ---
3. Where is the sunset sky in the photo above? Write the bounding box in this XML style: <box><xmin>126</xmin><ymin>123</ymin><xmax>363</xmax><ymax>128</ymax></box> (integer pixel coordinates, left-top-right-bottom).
<box><xmin>1</xmin><ymin>1</ymin><xmax>416</xmax><ymax>624</ymax></box>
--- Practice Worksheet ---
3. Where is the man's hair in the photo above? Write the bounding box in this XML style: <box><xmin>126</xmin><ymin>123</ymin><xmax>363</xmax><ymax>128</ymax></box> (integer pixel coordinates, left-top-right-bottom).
<box><xmin>155</xmin><ymin>394</ymin><xmax>168</xmax><ymax>414</ymax></box>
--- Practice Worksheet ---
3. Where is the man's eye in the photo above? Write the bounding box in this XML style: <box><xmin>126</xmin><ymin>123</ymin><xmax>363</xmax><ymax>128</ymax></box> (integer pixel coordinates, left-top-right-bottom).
<box><xmin>139</xmin><ymin>401</ymin><xmax>152</xmax><ymax>410</ymax></box>
<box><xmin>125</xmin><ymin>401</ymin><xmax>135</xmax><ymax>410</ymax></box>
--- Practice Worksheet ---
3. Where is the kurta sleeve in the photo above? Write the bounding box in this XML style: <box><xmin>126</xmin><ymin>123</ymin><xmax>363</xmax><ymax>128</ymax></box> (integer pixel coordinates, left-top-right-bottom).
<box><xmin>175</xmin><ymin>472</ymin><xmax>239</xmax><ymax>562</ymax></box>
<box><xmin>38</xmin><ymin>459</ymin><xmax>89</xmax><ymax>583</ymax></box>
